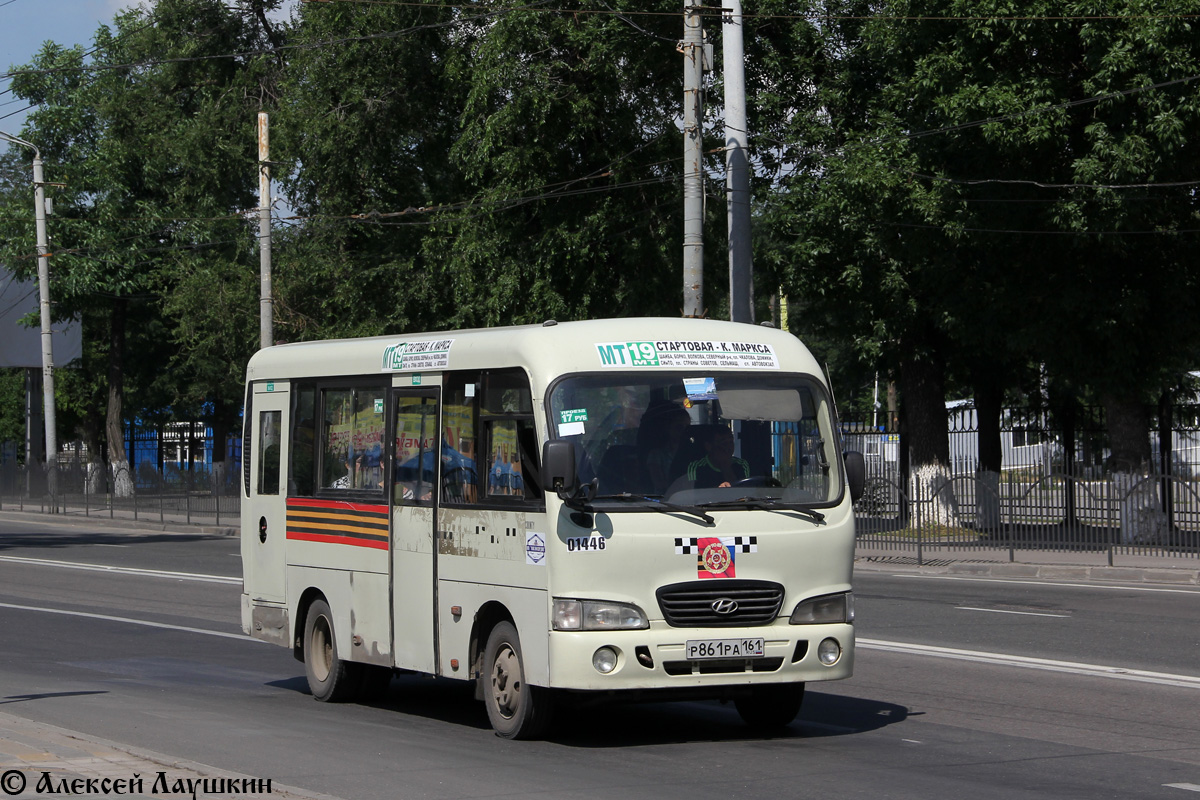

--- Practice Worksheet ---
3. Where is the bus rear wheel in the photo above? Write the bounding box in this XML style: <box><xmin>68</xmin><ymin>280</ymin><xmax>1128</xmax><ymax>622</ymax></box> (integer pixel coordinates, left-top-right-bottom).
<box><xmin>482</xmin><ymin>622</ymin><xmax>554</xmax><ymax>739</ymax></box>
<box><xmin>734</xmin><ymin>683</ymin><xmax>805</xmax><ymax>730</ymax></box>
<box><xmin>303</xmin><ymin>598</ymin><xmax>362</xmax><ymax>702</ymax></box>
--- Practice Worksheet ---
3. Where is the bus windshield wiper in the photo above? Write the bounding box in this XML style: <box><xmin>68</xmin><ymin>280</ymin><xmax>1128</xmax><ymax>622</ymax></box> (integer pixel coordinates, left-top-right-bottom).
<box><xmin>698</xmin><ymin>497</ymin><xmax>826</xmax><ymax>525</ymax></box>
<box><xmin>592</xmin><ymin>494</ymin><xmax>714</xmax><ymax>525</ymax></box>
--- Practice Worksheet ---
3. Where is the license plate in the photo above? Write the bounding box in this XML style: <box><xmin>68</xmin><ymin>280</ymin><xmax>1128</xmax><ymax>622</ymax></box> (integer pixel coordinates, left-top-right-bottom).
<box><xmin>684</xmin><ymin>637</ymin><xmax>765</xmax><ymax>660</ymax></box>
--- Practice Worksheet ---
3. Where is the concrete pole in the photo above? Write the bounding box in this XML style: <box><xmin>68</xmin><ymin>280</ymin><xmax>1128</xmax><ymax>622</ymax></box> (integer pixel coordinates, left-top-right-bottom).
<box><xmin>258</xmin><ymin>112</ymin><xmax>274</xmax><ymax>349</ymax></box>
<box><xmin>682</xmin><ymin>4</ymin><xmax>704</xmax><ymax>318</ymax></box>
<box><xmin>723</xmin><ymin>0</ymin><xmax>754</xmax><ymax>324</ymax></box>
<box><xmin>31</xmin><ymin>154</ymin><xmax>58</xmax><ymax>497</ymax></box>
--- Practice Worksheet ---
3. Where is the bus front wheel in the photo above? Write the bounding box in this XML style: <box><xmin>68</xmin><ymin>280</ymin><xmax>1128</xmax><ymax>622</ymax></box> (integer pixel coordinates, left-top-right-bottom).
<box><xmin>734</xmin><ymin>683</ymin><xmax>805</xmax><ymax>729</ymax></box>
<box><xmin>303</xmin><ymin>598</ymin><xmax>361</xmax><ymax>702</ymax></box>
<box><xmin>482</xmin><ymin>622</ymin><xmax>554</xmax><ymax>739</ymax></box>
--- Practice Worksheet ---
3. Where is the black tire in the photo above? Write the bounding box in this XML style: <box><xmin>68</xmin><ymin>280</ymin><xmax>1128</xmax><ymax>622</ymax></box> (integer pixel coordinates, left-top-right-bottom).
<box><xmin>357</xmin><ymin>664</ymin><xmax>394</xmax><ymax>702</ymax></box>
<box><xmin>303</xmin><ymin>598</ymin><xmax>362</xmax><ymax>702</ymax></box>
<box><xmin>734</xmin><ymin>683</ymin><xmax>805</xmax><ymax>730</ymax></box>
<box><xmin>482</xmin><ymin>621</ymin><xmax>554</xmax><ymax>739</ymax></box>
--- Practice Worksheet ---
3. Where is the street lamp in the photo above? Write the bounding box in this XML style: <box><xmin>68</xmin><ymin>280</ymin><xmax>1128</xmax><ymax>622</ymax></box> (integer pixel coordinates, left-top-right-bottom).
<box><xmin>1</xmin><ymin>129</ymin><xmax>59</xmax><ymax>496</ymax></box>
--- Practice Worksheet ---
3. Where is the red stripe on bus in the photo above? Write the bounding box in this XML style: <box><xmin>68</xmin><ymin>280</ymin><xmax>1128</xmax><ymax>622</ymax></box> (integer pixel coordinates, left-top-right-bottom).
<box><xmin>286</xmin><ymin>531</ymin><xmax>389</xmax><ymax>550</ymax></box>
<box><xmin>286</xmin><ymin>497</ymin><xmax>388</xmax><ymax>514</ymax></box>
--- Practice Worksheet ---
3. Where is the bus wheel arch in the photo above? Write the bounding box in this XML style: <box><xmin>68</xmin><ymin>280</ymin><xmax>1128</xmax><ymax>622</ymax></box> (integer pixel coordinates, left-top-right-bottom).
<box><xmin>299</xmin><ymin>594</ymin><xmax>363</xmax><ymax>702</ymax></box>
<box><xmin>469</xmin><ymin>602</ymin><xmax>514</xmax><ymax>700</ymax></box>
<box><xmin>293</xmin><ymin>587</ymin><xmax>326</xmax><ymax>662</ymax></box>
<box><xmin>481</xmin><ymin>620</ymin><xmax>554</xmax><ymax>739</ymax></box>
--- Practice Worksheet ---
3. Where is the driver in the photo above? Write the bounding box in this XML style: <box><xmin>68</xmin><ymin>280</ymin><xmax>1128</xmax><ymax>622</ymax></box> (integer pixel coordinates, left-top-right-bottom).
<box><xmin>686</xmin><ymin>425</ymin><xmax>749</xmax><ymax>489</ymax></box>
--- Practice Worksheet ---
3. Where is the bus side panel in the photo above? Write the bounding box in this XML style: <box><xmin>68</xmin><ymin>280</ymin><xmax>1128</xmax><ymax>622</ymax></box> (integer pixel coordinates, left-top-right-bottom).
<box><xmin>437</xmin><ymin>573</ymin><xmax>549</xmax><ymax>687</ymax></box>
<box><xmin>287</xmin><ymin>565</ymin><xmax>353</xmax><ymax>661</ymax></box>
<box><xmin>437</xmin><ymin>508</ymin><xmax>550</xmax><ymax>685</ymax></box>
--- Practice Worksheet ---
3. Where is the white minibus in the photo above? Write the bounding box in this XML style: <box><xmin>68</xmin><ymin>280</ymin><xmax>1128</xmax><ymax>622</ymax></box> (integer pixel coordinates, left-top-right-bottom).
<box><xmin>241</xmin><ymin>317</ymin><xmax>864</xmax><ymax>738</ymax></box>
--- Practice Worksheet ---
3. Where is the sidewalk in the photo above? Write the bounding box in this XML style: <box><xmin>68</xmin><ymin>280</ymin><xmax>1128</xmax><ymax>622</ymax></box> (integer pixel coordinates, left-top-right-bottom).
<box><xmin>0</xmin><ymin>711</ymin><xmax>339</xmax><ymax>800</ymax></box>
<box><xmin>0</xmin><ymin>508</ymin><xmax>238</xmax><ymax>538</ymax></box>
<box><xmin>855</xmin><ymin>545</ymin><xmax>1200</xmax><ymax>585</ymax></box>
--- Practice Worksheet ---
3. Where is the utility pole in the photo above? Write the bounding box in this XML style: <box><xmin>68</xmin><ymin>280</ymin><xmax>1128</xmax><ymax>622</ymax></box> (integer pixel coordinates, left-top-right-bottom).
<box><xmin>681</xmin><ymin>3</ymin><xmax>705</xmax><ymax>318</ymax></box>
<box><xmin>1</xmin><ymin>131</ymin><xmax>58</xmax><ymax>497</ymax></box>
<box><xmin>258</xmin><ymin>112</ymin><xmax>273</xmax><ymax>350</ymax></box>
<box><xmin>723</xmin><ymin>0</ymin><xmax>753</xmax><ymax>324</ymax></box>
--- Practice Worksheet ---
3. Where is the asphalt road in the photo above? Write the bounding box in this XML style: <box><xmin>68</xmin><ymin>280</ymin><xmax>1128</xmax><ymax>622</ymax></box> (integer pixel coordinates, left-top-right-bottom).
<box><xmin>0</xmin><ymin>514</ymin><xmax>1198</xmax><ymax>800</ymax></box>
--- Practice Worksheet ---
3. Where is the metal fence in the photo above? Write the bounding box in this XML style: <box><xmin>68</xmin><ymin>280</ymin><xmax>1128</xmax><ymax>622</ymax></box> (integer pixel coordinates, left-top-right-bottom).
<box><xmin>853</xmin><ymin>472</ymin><xmax>1200</xmax><ymax>564</ymax></box>
<box><xmin>0</xmin><ymin>457</ymin><xmax>241</xmax><ymax>528</ymax></box>
<box><xmin>844</xmin><ymin>403</ymin><xmax>1200</xmax><ymax>563</ymax></box>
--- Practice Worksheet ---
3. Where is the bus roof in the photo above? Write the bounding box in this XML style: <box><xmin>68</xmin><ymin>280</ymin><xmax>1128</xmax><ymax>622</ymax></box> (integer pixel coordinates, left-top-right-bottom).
<box><xmin>245</xmin><ymin>317</ymin><xmax>826</xmax><ymax>394</ymax></box>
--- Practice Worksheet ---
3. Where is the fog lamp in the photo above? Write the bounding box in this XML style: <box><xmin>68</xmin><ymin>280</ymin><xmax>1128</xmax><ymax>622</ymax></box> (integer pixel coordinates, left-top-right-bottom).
<box><xmin>593</xmin><ymin>646</ymin><xmax>618</xmax><ymax>674</ymax></box>
<box><xmin>818</xmin><ymin>638</ymin><xmax>841</xmax><ymax>666</ymax></box>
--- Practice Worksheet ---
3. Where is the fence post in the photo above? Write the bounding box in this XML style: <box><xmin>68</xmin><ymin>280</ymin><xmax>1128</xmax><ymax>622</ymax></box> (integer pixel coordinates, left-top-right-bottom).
<box><xmin>1107</xmin><ymin>474</ymin><xmax>1115</xmax><ymax>567</ymax></box>
<box><xmin>159</xmin><ymin>471</ymin><xmax>164</xmax><ymax>523</ymax></box>
<box><xmin>1007</xmin><ymin>471</ymin><xmax>1015</xmax><ymax>562</ymax></box>
<box><xmin>186</xmin><ymin>490</ymin><xmax>191</xmax><ymax>525</ymax></box>
<box><xmin>916</xmin><ymin>478</ymin><xmax>924</xmax><ymax>566</ymax></box>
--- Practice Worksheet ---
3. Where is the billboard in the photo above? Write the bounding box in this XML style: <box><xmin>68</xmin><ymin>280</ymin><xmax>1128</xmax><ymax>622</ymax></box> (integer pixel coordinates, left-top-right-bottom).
<box><xmin>0</xmin><ymin>266</ymin><xmax>82</xmax><ymax>368</ymax></box>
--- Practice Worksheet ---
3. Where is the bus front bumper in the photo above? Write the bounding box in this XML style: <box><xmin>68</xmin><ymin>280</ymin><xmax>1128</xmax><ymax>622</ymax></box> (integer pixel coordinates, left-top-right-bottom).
<box><xmin>545</xmin><ymin>621</ymin><xmax>854</xmax><ymax>691</ymax></box>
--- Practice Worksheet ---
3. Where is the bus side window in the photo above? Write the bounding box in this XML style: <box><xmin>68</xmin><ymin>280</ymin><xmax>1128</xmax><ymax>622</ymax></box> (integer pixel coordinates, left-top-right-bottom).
<box><xmin>290</xmin><ymin>384</ymin><xmax>316</xmax><ymax>496</ymax></box>
<box><xmin>319</xmin><ymin>386</ymin><xmax>386</xmax><ymax>493</ymax></box>
<box><xmin>258</xmin><ymin>411</ymin><xmax>282</xmax><ymax>495</ymax></box>
<box><xmin>486</xmin><ymin>419</ymin><xmax>523</xmax><ymax>498</ymax></box>
<box><xmin>441</xmin><ymin>372</ymin><xmax>479</xmax><ymax>504</ymax></box>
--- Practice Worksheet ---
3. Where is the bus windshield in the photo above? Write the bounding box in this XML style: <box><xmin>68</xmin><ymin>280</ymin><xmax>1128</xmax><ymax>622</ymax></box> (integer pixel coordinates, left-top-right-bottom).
<box><xmin>548</xmin><ymin>372</ymin><xmax>842</xmax><ymax>507</ymax></box>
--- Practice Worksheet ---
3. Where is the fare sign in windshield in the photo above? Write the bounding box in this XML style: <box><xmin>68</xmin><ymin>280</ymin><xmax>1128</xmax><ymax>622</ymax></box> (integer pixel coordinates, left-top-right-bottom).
<box><xmin>595</xmin><ymin>340</ymin><xmax>779</xmax><ymax>370</ymax></box>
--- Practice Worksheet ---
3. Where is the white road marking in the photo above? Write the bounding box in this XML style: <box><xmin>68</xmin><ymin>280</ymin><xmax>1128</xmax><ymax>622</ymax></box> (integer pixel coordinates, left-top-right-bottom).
<box><xmin>889</xmin><ymin>573</ymin><xmax>1200</xmax><ymax>595</ymax></box>
<box><xmin>956</xmin><ymin>606</ymin><xmax>1071</xmax><ymax>618</ymax></box>
<box><xmin>92</xmin><ymin>544</ymin><xmax>129</xmax><ymax>548</ymax></box>
<box><xmin>0</xmin><ymin>601</ymin><xmax>264</xmax><ymax>643</ymax></box>
<box><xmin>0</xmin><ymin>555</ymin><xmax>239</xmax><ymax>584</ymax></box>
<box><xmin>1165</xmin><ymin>784</ymin><xmax>1200</xmax><ymax>793</ymax></box>
<box><xmin>859</xmin><ymin>638</ymin><xmax>1200</xmax><ymax>689</ymax></box>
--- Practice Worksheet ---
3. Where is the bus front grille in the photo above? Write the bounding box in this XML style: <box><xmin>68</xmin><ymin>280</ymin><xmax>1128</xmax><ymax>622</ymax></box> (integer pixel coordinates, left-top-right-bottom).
<box><xmin>656</xmin><ymin>580</ymin><xmax>784</xmax><ymax>627</ymax></box>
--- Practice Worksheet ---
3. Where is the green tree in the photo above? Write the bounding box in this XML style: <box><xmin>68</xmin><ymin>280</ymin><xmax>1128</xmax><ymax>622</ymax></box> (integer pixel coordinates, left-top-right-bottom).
<box><xmin>0</xmin><ymin>0</ymin><xmax>278</xmax><ymax>494</ymax></box>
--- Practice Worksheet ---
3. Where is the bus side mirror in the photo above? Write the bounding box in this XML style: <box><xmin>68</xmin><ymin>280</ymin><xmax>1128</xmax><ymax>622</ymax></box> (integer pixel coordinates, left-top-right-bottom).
<box><xmin>844</xmin><ymin>450</ymin><xmax>865</xmax><ymax>503</ymax></box>
<box><xmin>543</xmin><ymin>440</ymin><xmax>577</xmax><ymax>496</ymax></box>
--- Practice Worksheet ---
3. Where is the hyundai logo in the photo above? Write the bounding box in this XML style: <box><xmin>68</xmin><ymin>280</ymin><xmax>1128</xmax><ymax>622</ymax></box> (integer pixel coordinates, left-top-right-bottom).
<box><xmin>711</xmin><ymin>598</ymin><xmax>738</xmax><ymax>615</ymax></box>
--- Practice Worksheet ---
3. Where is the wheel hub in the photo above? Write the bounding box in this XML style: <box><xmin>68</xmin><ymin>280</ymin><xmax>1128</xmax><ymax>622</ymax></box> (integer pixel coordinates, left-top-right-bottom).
<box><xmin>490</xmin><ymin>644</ymin><xmax>521</xmax><ymax>719</ymax></box>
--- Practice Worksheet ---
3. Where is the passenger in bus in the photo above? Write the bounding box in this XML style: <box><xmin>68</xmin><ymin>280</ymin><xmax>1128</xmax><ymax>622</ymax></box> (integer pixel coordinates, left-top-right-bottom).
<box><xmin>638</xmin><ymin>403</ymin><xmax>691</xmax><ymax>494</ymax></box>
<box><xmin>687</xmin><ymin>425</ymin><xmax>750</xmax><ymax>489</ymax></box>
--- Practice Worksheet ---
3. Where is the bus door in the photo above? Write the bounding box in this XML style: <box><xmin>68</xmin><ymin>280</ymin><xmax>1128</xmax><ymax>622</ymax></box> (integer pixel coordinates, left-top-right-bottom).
<box><xmin>390</xmin><ymin>388</ymin><xmax>441</xmax><ymax>674</ymax></box>
<box><xmin>247</xmin><ymin>380</ymin><xmax>289</xmax><ymax>604</ymax></box>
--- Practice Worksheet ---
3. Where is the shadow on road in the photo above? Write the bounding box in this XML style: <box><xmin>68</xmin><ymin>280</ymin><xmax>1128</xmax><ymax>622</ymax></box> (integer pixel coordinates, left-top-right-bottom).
<box><xmin>1</xmin><ymin>691</ymin><xmax>108</xmax><ymax>705</ymax></box>
<box><xmin>269</xmin><ymin>673</ymin><xmax>910</xmax><ymax>745</ymax></box>
<box><xmin>0</xmin><ymin>529</ymin><xmax>225</xmax><ymax>551</ymax></box>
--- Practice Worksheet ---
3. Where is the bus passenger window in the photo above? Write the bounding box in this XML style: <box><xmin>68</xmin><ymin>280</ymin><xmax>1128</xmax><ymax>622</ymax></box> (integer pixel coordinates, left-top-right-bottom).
<box><xmin>321</xmin><ymin>387</ymin><xmax>385</xmax><ymax>492</ymax></box>
<box><xmin>257</xmin><ymin>411</ymin><xmax>281</xmax><ymax>496</ymax></box>
<box><xmin>290</xmin><ymin>385</ymin><xmax>316</xmax><ymax>496</ymax></box>
<box><xmin>441</xmin><ymin>373</ymin><xmax>479</xmax><ymax>503</ymax></box>
<box><xmin>394</xmin><ymin>395</ymin><xmax>437</xmax><ymax>505</ymax></box>
<box><xmin>486</xmin><ymin>420</ymin><xmax>523</xmax><ymax>498</ymax></box>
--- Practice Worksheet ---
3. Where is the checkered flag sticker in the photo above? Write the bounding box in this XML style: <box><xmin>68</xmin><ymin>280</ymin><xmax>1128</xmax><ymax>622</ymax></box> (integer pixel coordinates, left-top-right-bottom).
<box><xmin>675</xmin><ymin>536</ymin><xmax>757</xmax><ymax>554</ymax></box>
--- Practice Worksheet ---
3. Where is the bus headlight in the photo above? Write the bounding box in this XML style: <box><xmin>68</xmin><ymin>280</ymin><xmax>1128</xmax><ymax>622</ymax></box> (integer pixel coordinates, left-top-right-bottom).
<box><xmin>789</xmin><ymin>592</ymin><xmax>854</xmax><ymax>625</ymax></box>
<box><xmin>553</xmin><ymin>599</ymin><xmax>649</xmax><ymax>631</ymax></box>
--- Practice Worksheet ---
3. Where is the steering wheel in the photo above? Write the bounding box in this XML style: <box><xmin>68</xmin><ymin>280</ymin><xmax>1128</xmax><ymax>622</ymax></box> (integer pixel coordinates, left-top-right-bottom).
<box><xmin>733</xmin><ymin>475</ymin><xmax>783</xmax><ymax>488</ymax></box>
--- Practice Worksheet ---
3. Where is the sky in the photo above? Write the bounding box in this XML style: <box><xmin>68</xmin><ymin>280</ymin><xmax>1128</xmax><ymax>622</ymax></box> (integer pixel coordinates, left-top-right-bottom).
<box><xmin>0</xmin><ymin>0</ymin><xmax>131</xmax><ymax>133</ymax></box>
<box><xmin>1</xmin><ymin>0</ymin><xmax>296</xmax><ymax>139</ymax></box>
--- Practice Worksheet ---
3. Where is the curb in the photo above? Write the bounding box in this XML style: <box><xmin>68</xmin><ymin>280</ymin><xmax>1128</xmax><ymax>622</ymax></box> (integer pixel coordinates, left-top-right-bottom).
<box><xmin>0</xmin><ymin>508</ymin><xmax>239</xmax><ymax>538</ymax></box>
<box><xmin>854</xmin><ymin>557</ymin><xmax>1200</xmax><ymax>586</ymax></box>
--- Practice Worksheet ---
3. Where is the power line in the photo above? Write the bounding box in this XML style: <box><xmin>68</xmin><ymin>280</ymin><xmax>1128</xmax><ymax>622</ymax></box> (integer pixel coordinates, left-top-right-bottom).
<box><xmin>900</xmin><ymin>169</ymin><xmax>1200</xmax><ymax>190</ymax></box>
<box><xmin>295</xmin><ymin>0</ymin><xmax>1200</xmax><ymax>22</ymax></box>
